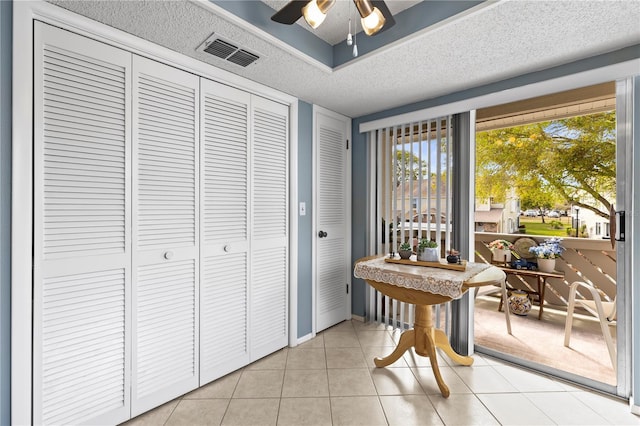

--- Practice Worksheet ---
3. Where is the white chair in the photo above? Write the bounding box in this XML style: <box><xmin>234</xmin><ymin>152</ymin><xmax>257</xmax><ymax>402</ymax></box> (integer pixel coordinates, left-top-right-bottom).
<box><xmin>474</xmin><ymin>276</ymin><xmax>512</xmax><ymax>335</ymax></box>
<box><xmin>564</xmin><ymin>281</ymin><xmax>616</xmax><ymax>372</ymax></box>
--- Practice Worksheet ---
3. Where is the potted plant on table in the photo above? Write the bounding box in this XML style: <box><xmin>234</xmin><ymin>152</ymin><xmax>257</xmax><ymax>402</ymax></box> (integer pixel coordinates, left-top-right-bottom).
<box><xmin>529</xmin><ymin>237</ymin><xmax>564</xmax><ymax>272</ymax></box>
<box><xmin>398</xmin><ymin>241</ymin><xmax>413</xmax><ymax>259</ymax></box>
<box><xmin>488</xmin><ymin>239</ymin><xmax>514</xmax><ymax>263</ymax></box>
<box><xmin>417</xmin><ymin>239</ymin><xmax>439</xmax><ymax>262</ymax></box>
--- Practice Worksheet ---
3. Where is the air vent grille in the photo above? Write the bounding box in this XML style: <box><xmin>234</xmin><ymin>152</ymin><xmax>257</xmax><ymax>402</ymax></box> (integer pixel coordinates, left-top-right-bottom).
<box><xmin>204</xmin><ymin>39</ymin><xmax>237</xmax><ymax>59</ymax></box>
<box><xmin>199</xmin><ymin>34</ymin><xmax>260</xmax><ymax>68</ymax></box>
<box><xmin>228</xmin><ymin>50</ymin><xmax>260</xmax><ymax>67</ymax></box>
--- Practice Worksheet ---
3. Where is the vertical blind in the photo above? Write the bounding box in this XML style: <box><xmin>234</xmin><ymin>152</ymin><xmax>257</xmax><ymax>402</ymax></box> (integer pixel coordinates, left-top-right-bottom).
<box><xmin>367</xmin><ymin>117</ymin><xmax>454</xmax><ymax>330</ymax></box>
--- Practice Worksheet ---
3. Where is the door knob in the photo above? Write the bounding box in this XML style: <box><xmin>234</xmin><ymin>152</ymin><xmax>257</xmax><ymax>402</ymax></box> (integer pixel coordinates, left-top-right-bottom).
<box><xmin>318</xmin><ymin>230</ymin><xmax>328</xmax><ymax>238</ymax></box>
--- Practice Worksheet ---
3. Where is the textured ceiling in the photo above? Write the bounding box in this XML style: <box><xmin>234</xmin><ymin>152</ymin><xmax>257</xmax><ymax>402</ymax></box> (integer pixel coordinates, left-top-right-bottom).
<box><xmin>48</xmin><ymin>0</ymin><xmax>640</xmax><ymax>118</ymax></box>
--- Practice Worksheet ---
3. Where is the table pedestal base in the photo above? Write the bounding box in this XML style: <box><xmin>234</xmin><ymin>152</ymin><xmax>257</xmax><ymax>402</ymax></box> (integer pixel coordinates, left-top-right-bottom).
<box><xmin>373</xmin><ymin>304</ymin><xmax>473</xmax><ymax>398</ymax></box>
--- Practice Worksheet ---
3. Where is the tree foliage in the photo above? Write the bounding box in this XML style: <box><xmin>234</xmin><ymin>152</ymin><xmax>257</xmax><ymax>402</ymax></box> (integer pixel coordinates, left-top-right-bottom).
<box><xmin>394</xmin><ymin>149</ymin><xmax>425</xmax><ymax>186</ymax></box>
<box><xmin>476</xmin><ymin>111</ymin><xmax>616</xmax><ymax>219</ymax></box>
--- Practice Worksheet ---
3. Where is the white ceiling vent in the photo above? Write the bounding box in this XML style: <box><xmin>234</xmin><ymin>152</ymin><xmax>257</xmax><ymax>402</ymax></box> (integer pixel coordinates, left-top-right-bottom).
<box><xmin>198</xmin><ymin>34</ymin><xmax>260</xmax><ymax>68</ymax></box>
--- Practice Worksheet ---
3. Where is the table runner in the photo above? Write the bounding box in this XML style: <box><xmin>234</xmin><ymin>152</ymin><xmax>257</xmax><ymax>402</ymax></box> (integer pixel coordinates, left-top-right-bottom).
<box><xmin>354</xmin><ymin>256</ymin><xmax>491</xmax><ymax>299</ymax></box>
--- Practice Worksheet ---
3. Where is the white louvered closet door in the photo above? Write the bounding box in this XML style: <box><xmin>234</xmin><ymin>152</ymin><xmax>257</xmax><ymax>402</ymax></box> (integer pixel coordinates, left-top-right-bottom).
<box><xmin>251</xmin><ymin>96</ymin><xmax>290</xmax><ymax>360</ymax></box>
<box><xmin>131</xmin><ymin>56</ymin><xmax>199</xmax><ymax>415</ymax></box>
<box><xmin>33</xmin><ymin>23</ymin><xmax>132</xmax><ymax>426</ymax></box>
<box><xmin>200</xmin><ymin>79</ymin><xmax>251</xmax><ymax>383</ymax></box>
<box><xmin>315</xmin><ymin>110</ymin><xmax>351</xmax><ymax>332</ymax></box>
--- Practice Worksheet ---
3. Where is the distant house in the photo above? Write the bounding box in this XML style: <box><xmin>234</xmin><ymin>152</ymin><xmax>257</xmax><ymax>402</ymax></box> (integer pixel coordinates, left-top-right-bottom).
<box><xmin>394</xmin><ymin>179</ymin><xmax>450</xmax><ymax>222</ymax></box>
<box><xmin>391</xmin><ymin>179</ymin><xmax>451</xmax><ymax>242</ymax></box>
<box><xmin>571</xmin><ymin>206</ymin><xmax>611</xmax><ymax>239</ymax></box>
<box><xmin>475</xmin><ymin>193</ymin><xmax>520</xmax><ymax>234</ymax></box>
<box><xmin>475</xmin><ymin>207</ymin><xmax>506</xmax><ymax>233</ymax></box>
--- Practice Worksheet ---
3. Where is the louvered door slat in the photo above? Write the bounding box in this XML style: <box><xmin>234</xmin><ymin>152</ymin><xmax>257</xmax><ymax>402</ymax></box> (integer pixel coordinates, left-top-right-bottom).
<box><xmin>43</xmin><ymin>80</ymin><xmax>125</xmax><ymax>110</ymax></box>
<box><xmin>44</xmin><ymin>45</ymin><xmax>126</xmax><ymax>78</ymax></box>
<box><xmin>201</xmin><ymin>254</ymin><xmax>248</xmax><ymax>363</ymax></box>
<box><xmin>134</xmin><ymin>260</ymin><xmax>197</xmax><ymax>400</ymax></box>
<box><xmin>251</xmin><ymin>247</ymin><xmax>287</xmax><ymax>353</ymax></box>
<box><xmin>135</xmin><ymin>62</ymin><xmax>197</xmax><ymax>249</ymax></box>
<box><xmin>253</xmin><ymin>104</ymin><xmax>288</xmax><ymax>241</ymax></box>
<box><xmin>33</xmin><ymin>22</ymin><xmax>131</xmax><ymax>426</ymax></box>
<box><xmin>139</xmin><ymin>75</ymin><xmax>195</xmax><ymax>104</ymax></box>
<box><xmin>45</xmin><ymin>110</ymin><xmax>126</xmax><ymax>132</ymax></box>
<box><xmin>132</xmin><ymin>56</ymin><xmax>199</xmax><ymax>416</ymax></box>
<box><xmin>40</xmin><ymin>268</ymin><xmax>127</xmax><ymax>425</ymax></box>
<box><xmin>199</xmin><ymin>80</ymin><xmax>251</xmax><ymax>383</ymax></box>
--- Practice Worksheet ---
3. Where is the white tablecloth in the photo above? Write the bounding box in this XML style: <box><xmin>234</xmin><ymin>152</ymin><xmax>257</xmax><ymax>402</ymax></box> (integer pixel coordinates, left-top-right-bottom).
<box><xmin>354</xmin><ymin>256</ymin><xmax>491</xmax><ymax>299</ymax></box>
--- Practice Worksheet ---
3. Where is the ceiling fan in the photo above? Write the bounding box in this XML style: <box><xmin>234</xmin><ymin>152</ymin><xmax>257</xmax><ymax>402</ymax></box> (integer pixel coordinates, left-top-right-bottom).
<box><xmin>271</xmin><ymin>0</ymin><xmax>396</xmax><ymax>36</ymax></box>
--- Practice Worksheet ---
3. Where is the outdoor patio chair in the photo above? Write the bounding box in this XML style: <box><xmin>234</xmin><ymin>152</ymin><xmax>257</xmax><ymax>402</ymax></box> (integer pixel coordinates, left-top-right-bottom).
<box><xmin>474</xmin><ymin>276</ymin><xmax>512</xmax><ymax>335</ymax></box>
<box><xmin>564</xmin><ymin>280</ymin><xmax>616</xmax><ymax>372</ymax></box>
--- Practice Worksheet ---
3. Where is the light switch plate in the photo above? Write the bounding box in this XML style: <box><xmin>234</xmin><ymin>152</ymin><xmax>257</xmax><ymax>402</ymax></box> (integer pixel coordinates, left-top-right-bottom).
<box><xmin>299</xmin><ymin>202</ymin><xmax>306</xmax><ymax>216</ymax></box>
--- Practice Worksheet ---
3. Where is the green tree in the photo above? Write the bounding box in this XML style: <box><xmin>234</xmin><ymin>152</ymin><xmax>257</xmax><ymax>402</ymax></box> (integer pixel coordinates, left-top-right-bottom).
<box><xmin>476</xmin><ymin>111</ymin><xmax>615</xmax><ymax>219</ymax></box>
<box><xmin>394</xmin><ymin>149</ymin><xmax>426</xmax><ymax>186</ymax></box>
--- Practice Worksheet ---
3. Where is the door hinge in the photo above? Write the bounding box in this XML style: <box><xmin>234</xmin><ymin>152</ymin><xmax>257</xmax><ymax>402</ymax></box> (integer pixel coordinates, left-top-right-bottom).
<box><xmin>346</xmin><ymin>139</ymin><xmax>349</xmax><ymax>150</ymax></box>
<box><xmin>346</xmin><ymin>284</ymin><xmax>349</xmax><ymax>294</ymax></box>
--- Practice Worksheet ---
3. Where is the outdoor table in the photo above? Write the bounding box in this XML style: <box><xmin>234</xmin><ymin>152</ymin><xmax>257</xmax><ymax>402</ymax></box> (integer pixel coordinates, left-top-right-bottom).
<box><xmin>495</xmin><ymin>266</ymin><xmax>564</xmax><ymax>319</ymax></box>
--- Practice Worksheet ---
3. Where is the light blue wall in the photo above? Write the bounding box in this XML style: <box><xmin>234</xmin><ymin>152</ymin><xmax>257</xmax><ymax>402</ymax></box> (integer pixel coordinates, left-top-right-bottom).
<box><xmin>350</xmin><ymin>44</ymin><xmax>640</xmax><ymax>316</ymax></box>
<box><xmin>297</xmin><ymin>101</ymin><xmax>313</xmax><ymax>338</ymax></box>
<box><xmin>0</xmin><ymin>1</ymin><xmax>11</xmax><ymax>424</ymax></box>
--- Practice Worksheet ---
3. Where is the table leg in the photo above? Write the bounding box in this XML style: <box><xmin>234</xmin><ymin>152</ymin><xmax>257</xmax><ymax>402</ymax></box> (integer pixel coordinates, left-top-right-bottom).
<box><xmin>374</xmin><ymin>329</ymin><xmax>415</xmax><ymax>367</ymax></box>
<box><xmin>433</xmin><ymin>329</ymin><xmax>473</xmax><ymax>366</ymax></box>
<box><xmin>538</xmin><ymin>277</ymin><xmax>546</xmax><ymax>319</ymax></box>
<box><xmin>422</xmin><ymin>329</ymin><xmax>450</xmax><ymax>397</ymax></box>
<box><xmin>375</xmin><ymin>304</ymin><xmax>468</xmax><ymax>398</ymax></box>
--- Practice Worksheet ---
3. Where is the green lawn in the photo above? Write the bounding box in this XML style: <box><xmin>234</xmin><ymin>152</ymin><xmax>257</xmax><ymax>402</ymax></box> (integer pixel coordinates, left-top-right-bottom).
<box><xmin>518</xmin><ymin>216</ymin><xmax>571</xmax><ymax>237</ymax></box>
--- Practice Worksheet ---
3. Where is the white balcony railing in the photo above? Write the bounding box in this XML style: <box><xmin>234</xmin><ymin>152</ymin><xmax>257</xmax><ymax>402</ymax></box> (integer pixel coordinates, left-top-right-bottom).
<box><xmin>475</xmin><ymin>232</ymin><xmax>616</xmax><ymax>307</ymax></box>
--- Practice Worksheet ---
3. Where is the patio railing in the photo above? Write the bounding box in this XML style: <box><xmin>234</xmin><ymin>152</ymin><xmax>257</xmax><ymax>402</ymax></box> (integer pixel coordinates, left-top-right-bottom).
<box><xmin>475</xmin><ymin>232</ymin><xmax>616</xmax><ymax>307</ymax></box>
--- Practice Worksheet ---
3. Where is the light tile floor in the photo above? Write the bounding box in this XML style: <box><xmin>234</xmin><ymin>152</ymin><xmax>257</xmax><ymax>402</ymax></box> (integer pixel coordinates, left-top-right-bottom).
<box><xmin>124</xmin><ymin>320</ymin><xmax>640</xmax><ymax>426</ymax></box>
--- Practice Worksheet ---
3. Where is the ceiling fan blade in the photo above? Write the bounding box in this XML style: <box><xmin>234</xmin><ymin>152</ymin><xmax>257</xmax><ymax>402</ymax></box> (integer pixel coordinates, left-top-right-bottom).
<box><xmin>371</xmin><ymin>0</ymin><xmax>396</xmax><ymax>34</ymax></box>
<box><xmin>271</xmin><ymin>0</ymin><xmax>310</xmax><ymax>25</ymax></box>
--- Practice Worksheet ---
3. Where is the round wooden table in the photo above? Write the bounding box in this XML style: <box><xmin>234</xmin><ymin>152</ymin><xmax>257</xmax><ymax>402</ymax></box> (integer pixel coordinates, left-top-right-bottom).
<box><xmin>355</xmin><ymin>256</ymin><xmax>506</xmax><ymax>398</ymax></box>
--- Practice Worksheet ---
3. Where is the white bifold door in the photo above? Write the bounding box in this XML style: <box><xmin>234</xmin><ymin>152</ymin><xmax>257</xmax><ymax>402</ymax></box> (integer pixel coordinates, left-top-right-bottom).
<box><xmin>199</xmin><ymin>80</ymin><xmax>251</xmax><ymax>382</ymax></box>
<box><xmin>131</xmin><ymin>56</ymin><xmax>200</xmax><ymax>415</ymax></box>
<box><xmin>199</xmin><ymin>80</ymin><xmax>289</xmax><ymax>383</ymax></box>
<box><xmin>249</xmin><ymin>96</ymin><xmax>290</xmax><ymax>359</ymax></box>
<box><xmin>33</xmin><ymin>23</ymin><xmax>132</xmax><ymax>425</ymax></box>
<box><xmin>32</xmin><ymin>22</ymin><xmax>289</xmax><ymax>425</ymax></box>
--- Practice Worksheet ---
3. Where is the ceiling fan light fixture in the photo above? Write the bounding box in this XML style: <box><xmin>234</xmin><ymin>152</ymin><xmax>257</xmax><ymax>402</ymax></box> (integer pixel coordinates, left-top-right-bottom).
<box><xmin>354</xmin><ymin>0</ymin><xmax>386</xmax><ymax>36</ymax></box>
<box><xmin>361</xmin><ymin>7</ymin><xmax>385</xmax><ymax>35</ymax></box>
<box><xmin>302</xmin><ymin>0</ymin><xmax>335</xmax><ymax>29</ymax></box>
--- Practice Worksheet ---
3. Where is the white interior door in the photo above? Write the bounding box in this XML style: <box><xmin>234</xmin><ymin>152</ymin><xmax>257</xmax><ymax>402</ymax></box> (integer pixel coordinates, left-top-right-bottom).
<box><xmin>250</xmin><ymin>96</ymin><xmax>290</xmax><ymax>359</ymax></box>
<box><xmin>200</xmin><ymin>79</ymin><xmax>251</xmax><ymax>383</ymax></box>
<box><xmin>131</xmin><ymin>56</ymin><xmax>199</xmax><ymax>415</ymax></box>
<box><xmin>314</xmin><ymin>107</ymin><xmax>352</xmax><ymax>332</ymax></box>
<box><xmin>33</xmin><ymin>22</ymin><xmax>132</xmax><ymax>426</ymax></box>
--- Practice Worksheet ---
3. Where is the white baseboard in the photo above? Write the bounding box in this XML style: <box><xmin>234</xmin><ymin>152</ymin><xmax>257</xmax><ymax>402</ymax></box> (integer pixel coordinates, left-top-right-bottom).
<box><xmin>293</xmin><ymin>332</ymin><xmax>316</xmax><ymax>347</ymax></box>
<box><xmin>351</xmin><ymin>314</ymin><xmax>365</xmax><ymax>322</ymax></box>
